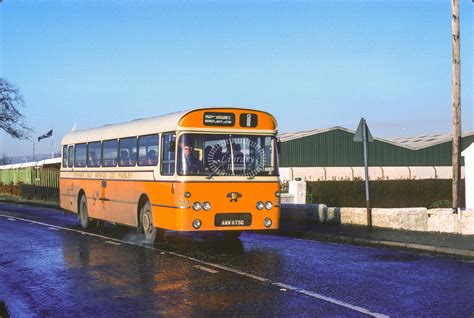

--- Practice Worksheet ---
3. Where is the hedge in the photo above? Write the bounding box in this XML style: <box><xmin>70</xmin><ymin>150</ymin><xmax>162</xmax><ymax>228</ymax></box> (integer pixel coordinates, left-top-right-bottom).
<box><xmin>306</xmin><ymin>179</ymin><xmax>465</xmax><ymax>208</ymax></box>
<box><xmin>20</xmin><ymin>184</ymin><xmax>59</xmax><ymax>202</ymax></box>
<box><xmin>0</xmin><ymin>183</ymin><xmax>59</xmax><ymax>203</ymax></box>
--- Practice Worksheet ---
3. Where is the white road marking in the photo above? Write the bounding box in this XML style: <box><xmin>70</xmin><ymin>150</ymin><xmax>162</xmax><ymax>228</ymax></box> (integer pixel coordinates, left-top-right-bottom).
<box><xmin>7</xmin><ymin>218</ymin><xmax>15</xmax><ymax>221</ymax></box>
<box><xmin>0</xmin><ymin>213</ymin><xmax>389</xmax><ymax>318</ymax></box>
<box><xmin>298</xmin><ymin>289</ymin><xmax>387</xmax><ymax>318</ymax></box>
<box><xmin>194</xmin><ymin>265</ymin><xmax>219</xmax><ymax>274</ymax></box>
<box><xmin>48</xmin><ymin>227</ymin><xmax>60</xmax><ymax>231</ymax></box>
<box><xmin>105</xmin><ymin>240</ymin><xmax>121</xmax><ymax>246</ymax></box>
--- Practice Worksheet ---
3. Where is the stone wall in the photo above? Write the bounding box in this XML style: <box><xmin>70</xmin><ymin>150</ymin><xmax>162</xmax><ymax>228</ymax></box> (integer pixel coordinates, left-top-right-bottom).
<box><xmin>279</xmin><ymin>166</ymin><xmax>462</xmax><ymax>181</ymax></box>
<box><xmin>281</xmin><ymin>204</ymin><xmax>474</xmax><ymax>235</ymax></box>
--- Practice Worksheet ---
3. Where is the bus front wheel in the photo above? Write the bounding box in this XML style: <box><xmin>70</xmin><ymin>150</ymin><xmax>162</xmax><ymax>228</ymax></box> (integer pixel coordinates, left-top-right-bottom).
<box><xmin>141</xmin><ymin>201</ymin><xmax>164</xmax><ymax>243</ymax></box>
<box><xmin>79</xmin><ymin>194</ymin><xmax>90</xmax><ymax>229</ymax></box>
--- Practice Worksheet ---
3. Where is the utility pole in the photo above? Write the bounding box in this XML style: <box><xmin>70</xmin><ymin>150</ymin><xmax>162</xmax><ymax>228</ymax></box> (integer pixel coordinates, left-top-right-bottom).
<box><xmin>451</xmin><ymin>0</ymin><xmax>461</xmax><ymax>211</ymax></box>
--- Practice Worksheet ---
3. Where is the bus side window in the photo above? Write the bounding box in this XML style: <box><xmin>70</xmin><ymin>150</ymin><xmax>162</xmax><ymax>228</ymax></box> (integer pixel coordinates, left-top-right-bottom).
<box><xmin>102</xmin><ymin>139</ymin><xmax>118</xmax><ymax>167</ymax></box>
<box><xmin>68</xmin><ymin>146</ymin><xmax>74</xmax><ymax>168</ymax></box>
<box><xmin>138</xmin><ymin>134</ymin><xmax>159</xmax><ymax>166</ymax></box>
<box><xmin>161</xmin><ymin>133</ymin><xmax>176</xmax><ymax>175</ymax></box>
<box><xmin>62</xmin><ymin>145</ymin><xmax>68</xmax><ymax>168</ymax></box>
<box><xmin>119</xmin><ymin>137</ymin><xmax>137</xmax><ymax>167</ymax></box>
<box><xmin>74</xmin><ymin>143</ymin><xmax>87</xmax><ymax>167</ymax></box>
<box><xmin>87</xmin><ymin>141</ymin><xmax>101</xmax><ymax>167</ymax></box>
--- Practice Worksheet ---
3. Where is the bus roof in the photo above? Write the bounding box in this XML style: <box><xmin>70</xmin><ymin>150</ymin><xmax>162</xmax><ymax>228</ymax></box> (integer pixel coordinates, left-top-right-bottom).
<box><xmin>61</xmin><ymin>107</ymin><xmax>277</xmax><ymax>145</ymax></box>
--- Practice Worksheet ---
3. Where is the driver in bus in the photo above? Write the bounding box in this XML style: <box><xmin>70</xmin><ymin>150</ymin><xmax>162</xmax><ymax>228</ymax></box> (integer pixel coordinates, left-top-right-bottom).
<box><xmin>179</xmin><ymin>141</ymin><xmax>202</xmax><ymax>174</ymax></box>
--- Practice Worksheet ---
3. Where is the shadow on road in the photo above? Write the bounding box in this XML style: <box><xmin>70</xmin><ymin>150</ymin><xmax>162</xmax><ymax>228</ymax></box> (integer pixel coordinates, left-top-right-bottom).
<box><xmin>0</xmin><ymin>300</ymin><xmax>10</xmax><ymax>318</ymax></box>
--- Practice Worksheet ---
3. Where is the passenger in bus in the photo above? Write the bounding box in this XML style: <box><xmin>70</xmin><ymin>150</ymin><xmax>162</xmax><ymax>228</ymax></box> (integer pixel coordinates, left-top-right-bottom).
<box><xmin>147</xmin><ymin>149</ymin><xmax>158</xmax><ymax>165</ymax></box>
<box><xmin>120</xmin><ymin>150</ymin><xmax>131</xmax><ymax>166</ymax></box>
<box><xmin>179</xmin><ymin>142</ymin><xmax>202</xmax><ymax>174</ymax></box>
<box><xmin>88</xmin><ymin>151</ymin><xmax>98</xmax><ymax>167</ymax></box>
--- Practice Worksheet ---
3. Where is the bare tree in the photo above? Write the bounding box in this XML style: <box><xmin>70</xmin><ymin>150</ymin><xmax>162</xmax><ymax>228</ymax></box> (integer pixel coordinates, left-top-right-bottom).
<box><xmin>0</xmin><ymin>78</ymin><xmax>31</xmax><ymax>139</ymax></box>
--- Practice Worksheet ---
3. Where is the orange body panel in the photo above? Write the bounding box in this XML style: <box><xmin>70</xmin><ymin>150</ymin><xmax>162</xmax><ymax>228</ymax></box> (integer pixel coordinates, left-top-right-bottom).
<box><xmin>60</xmin><ymin>178</ymin><xmax>280</xmax><ymax>231</ymax></box>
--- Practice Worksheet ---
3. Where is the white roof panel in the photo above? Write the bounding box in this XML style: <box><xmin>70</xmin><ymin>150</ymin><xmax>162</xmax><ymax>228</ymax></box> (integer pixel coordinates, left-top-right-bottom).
<box><xmin>61</xmin><ymin>110</ymin><xmax>187</xmax><ymax>145</ymax></box>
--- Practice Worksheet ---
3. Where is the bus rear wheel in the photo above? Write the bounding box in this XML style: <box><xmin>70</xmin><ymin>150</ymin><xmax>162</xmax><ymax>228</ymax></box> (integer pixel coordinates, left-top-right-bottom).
<box><xmin>79</xmin><ymin>194</ymin><xmax>90</xmax><ymax>229</ymax></box>
<box><xmin>141</xmin><ymin>201</ymin><xmax>164</xmax><ymax>243</ymax></box>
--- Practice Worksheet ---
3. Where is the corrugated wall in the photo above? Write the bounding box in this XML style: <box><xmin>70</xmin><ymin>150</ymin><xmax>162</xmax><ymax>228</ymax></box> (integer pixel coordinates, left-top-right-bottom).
<box><xmin>280</xmin><ymin>129</ymin><xmax>474</xmax><ymax>167</ymax></box>
<box><xmin>0</xmin><ymin>167</ymin><xmax>33</xmax><ymax>184</ymax></box>
<box><xmin>0</xmin><ymin>167</ymin><xmax>59</xmax><ymax>188</ymax></box>
<box><xmin>33</xmin><ymin>168</ymin><xmax>60</xmax><ymax>188</ymax></box>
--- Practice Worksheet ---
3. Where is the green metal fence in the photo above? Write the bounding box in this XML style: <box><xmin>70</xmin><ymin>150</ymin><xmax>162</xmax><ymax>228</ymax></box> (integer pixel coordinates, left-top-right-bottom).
<box><xmin>0</xmin><ymin>167</ymin><xmax>59</xmax><ymax>188</ymax></box>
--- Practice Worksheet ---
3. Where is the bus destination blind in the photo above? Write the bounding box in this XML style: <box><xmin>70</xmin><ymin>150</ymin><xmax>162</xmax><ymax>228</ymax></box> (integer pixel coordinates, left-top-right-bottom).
<box><xmin>203</xmin><ymin>112</ymin><xmax>235</xmax><ymax>126</ymax></box>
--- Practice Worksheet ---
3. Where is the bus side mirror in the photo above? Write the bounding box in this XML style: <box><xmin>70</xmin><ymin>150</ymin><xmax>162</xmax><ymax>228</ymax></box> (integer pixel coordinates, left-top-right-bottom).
<box><xmin>277</xmin><ymin>139</ymin><xmax>281</xmax><ymax>154</ymax></box>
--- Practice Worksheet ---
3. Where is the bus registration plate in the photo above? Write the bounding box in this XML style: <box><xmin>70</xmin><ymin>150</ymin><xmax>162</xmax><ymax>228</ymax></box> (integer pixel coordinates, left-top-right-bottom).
<box><xmin>215</xmin><ymin>213</ymin><xmax>252</xmax><ymax>227</ymax></box>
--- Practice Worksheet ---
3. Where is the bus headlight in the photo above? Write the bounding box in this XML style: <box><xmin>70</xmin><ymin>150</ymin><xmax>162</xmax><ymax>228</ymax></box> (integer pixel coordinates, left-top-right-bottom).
<box><xmin>256</xmin><ymin>201</ymin><xmax>264</xmax><ymax>210</ymax></box>
<box><xmin>192</xmin><ymin>202</ymin><xmax>202</xmax><ymax>211</ymax></box>
<box><xmin>192</xmin><ymin>219</ymin><xmax>202</xmax><ymax>229</ymax></box>
<box><xmin>264</xmin><ymin>218</ymin><xmax>272</xmax><ymax>228</ymax></box>
<box><xmin>265</xmin><ymin>201</ymin><xmax>273</xmax><ymax>210</ymax></box>
<box><xmin>202</xmin><ymin>202</ymin><xmax>212</xmax><ymax>211</ymax></box>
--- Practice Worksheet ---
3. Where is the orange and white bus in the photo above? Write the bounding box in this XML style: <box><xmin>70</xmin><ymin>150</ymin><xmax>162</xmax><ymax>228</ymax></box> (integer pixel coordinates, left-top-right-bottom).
<box><xmin>60</xmin><ymin>107</ymin><xmax>280</xmax><ymax>242</ymax></box>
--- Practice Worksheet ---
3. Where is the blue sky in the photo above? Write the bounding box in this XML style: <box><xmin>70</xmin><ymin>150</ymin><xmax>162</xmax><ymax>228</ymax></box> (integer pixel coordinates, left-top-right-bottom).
<box><xmin>0</xmin><ymin>0</ymin><xmax>472</xmax><ymax>157</ymax></box>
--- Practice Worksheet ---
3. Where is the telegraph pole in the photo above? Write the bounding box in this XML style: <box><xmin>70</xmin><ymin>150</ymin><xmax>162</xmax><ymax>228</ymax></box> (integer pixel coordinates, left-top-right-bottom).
<box><xmin>451</xmin><ymin>0</ymin><xmax>461</xmax><ymax>211</ymax></box>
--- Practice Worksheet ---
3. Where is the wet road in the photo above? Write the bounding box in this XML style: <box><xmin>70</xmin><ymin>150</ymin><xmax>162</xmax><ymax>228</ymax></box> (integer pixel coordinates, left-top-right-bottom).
<box><xmin>0</xmin><ymin>202</ymin><xmax>473</xmax><ymax>317</ymax></box>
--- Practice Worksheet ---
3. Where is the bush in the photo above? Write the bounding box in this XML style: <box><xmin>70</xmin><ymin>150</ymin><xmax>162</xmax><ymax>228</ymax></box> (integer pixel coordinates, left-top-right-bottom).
<box><xmin>0</xmin><ymin>183</ymin><xmax>21</xmax><ymax>197</ymax></box>
<box><xmin>428</xmin><ymin>200</ymin><xmax>452</xmax><ymax>209</ymax></box>
<box><xmin>306</xmin><ymin>179</ymin><xmax>465</xmax><ymax>208</ymax></box>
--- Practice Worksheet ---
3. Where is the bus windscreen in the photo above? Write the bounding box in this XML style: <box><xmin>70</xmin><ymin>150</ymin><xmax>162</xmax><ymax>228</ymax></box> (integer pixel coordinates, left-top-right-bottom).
<box><xmin>177</xmin><ymin>134</ymin><xmax>278</xmax><ymax>178</ymax></box>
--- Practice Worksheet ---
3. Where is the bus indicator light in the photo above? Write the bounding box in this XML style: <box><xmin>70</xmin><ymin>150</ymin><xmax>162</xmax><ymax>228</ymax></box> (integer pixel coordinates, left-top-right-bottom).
<box><xmin>265</xmin><ymin>201</ymin><xmax>273</xmax><ymax>210</ymax></box>
<box><xmin>184</xmin><ymin>192</ymin><xmax>191</xmax><ymax>198</ymax></box>
<box><xmin>256</xmin><ymin>201</ymin><xmax>264</xmax><ymax>210</ymax></box>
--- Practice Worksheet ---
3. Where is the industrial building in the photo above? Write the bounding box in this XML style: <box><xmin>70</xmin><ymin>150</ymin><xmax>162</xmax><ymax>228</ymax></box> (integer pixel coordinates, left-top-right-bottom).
<box><xmin>278</xmin><ymin>127</ymin><xmax>474</xmax><ymax>181</ymax></box>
